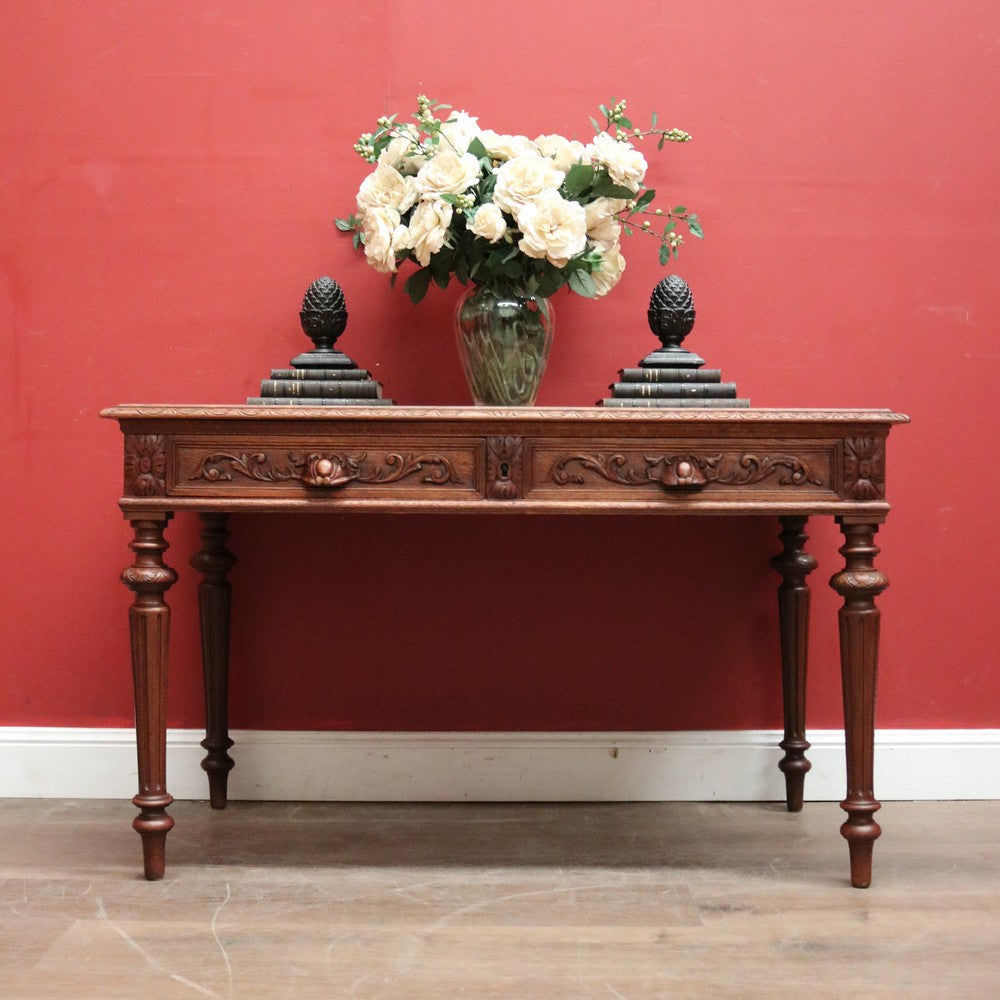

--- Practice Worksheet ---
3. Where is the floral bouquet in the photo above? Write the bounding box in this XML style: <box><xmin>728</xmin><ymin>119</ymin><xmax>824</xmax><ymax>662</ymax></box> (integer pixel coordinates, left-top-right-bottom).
<box><xmin>336</xmin><ymin>96</ymin><xmax>701</xmax><ymax>305</ymax></box>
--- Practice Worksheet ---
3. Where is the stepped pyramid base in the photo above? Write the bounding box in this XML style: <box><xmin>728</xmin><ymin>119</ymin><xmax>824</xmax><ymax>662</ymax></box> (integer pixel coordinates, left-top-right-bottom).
<box><xmin>600</xmin><ymin>348</ymin><xmax>749</xmax><ymax>407</ymax></box>
<box><xmin>248</xmin><ymin>349</ymin><xmax>394</xmax><ymax>406</ymax></box>
<box><xmin>602</xmin><ymin>398</ymin><xmax>751</xmax><ymax>408</ymax></box>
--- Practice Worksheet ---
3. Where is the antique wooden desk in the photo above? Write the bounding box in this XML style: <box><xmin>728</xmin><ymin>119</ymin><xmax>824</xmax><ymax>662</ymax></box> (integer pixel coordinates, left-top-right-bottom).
<box><xmin>102</xmin><ymin>404</ymin><xmax>907</xmax><ymax>886</ymax></box>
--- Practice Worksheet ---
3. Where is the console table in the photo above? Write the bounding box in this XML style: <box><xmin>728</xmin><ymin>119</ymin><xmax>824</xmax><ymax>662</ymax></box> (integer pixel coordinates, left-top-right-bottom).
<box><xmin>102</xmin><ymin>404</ymin><xmax>907</xmax><ymax>886</ymax></box>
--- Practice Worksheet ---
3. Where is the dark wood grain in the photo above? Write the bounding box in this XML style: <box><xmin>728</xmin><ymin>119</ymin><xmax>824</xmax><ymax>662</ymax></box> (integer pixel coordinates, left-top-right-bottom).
<box><xmin>190</xmin><ymin>512</ymin><xmax>236</xmax><ymax>809</ymax></box>
<box><xmin>772</xmin><ymin>515</ymin><xmax>818</xmax><ymax>813</ymax></box>
<box><xmin>830</xmin><ymin>518</ymin><xmax>889</xmax><ymax>888</ymax></box>
<box><xmin>120</xmin><ymin>516</ymin><xmax>176</xmax><ymax>880</ymax></box>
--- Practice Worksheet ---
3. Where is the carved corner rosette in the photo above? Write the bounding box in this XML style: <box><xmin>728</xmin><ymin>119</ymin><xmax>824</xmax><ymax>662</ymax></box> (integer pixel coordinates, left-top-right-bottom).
<box><xmin>124</xmin><ymin>435</ymin><xmax>167</xmax><ymax>496</ymax></box>
<box><xmin>551</xmin><ymin>451</ymin><xmax>823</xmax><ymax>491</ymax></box>
<box><xmin>486</xmin><ymin>436</ymin><xmax>523</xmax><ymax>500</ymax></box>
<box><xmin>191</xmin><ymin>450</ymin><xmax>466</xmax><ymax>490</ymax></box>
<box><xmin>841</xmin><ymin>438</ymin><xmax>886</xmax><ymax>501</ymax></box>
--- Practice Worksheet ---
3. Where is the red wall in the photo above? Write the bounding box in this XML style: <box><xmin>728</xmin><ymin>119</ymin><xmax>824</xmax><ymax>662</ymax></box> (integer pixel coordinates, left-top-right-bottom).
<box><xmin>2</xmin><ymin>1</ymin><xmax>998</xmax><ymax>732</ymax></box>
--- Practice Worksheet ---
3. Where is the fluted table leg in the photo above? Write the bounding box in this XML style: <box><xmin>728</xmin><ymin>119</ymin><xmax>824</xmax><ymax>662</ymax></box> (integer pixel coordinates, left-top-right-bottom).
<box><xmin>830</xmin><ymin>517</ymin><xmax>888</xmax><ymax>888</ymax></box>
<box><xmin>772</xmin><ymin>515</ymin><xmax>817</xmax><ymax>812</ymax></box>
<box><xmin>190</xmin><ymin>512</ymin><xmax>236</xmax><ymax>809</ymax></box>
<box><xmin>121</xmin><ymin>516</ymin><xmax>177</xmax><ymax>881</ymax></box>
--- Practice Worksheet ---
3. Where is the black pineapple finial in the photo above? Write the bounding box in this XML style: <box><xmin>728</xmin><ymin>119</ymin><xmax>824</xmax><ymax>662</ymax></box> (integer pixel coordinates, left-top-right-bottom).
<box><xmin>647</xmin><ymin>274</ymin><xmax>696</xmax><ymax>351</ymax></box>
<box><xmin>299</xmin><ymin>276</ymin><xmax>348</xmax><ymax>352</ymax></box>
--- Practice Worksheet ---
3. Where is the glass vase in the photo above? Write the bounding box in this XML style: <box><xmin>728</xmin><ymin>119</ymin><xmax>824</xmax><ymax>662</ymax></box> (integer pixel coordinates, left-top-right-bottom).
<box><xmin>454</xmin><ymin>282</ymin><xmax>554</xmax><ymax>406</ymax></box>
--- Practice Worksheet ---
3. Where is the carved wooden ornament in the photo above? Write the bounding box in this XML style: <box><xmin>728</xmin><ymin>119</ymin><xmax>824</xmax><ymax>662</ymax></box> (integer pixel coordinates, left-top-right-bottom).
<box><xmin>124</xmin><ymin>435</ymin><xmax>167</xmax><ymax>496</ymax></box>
<box><xmin>191</xmin><ymin>451</ymin><xmax>466</xmax><ymax>490</ymax></box>
<box><xmin>486</xmin><ymin>436</ymin><xmax>523</xmax><ymax>499</ymax></box>
<box><xmin>551</xmin><ymin>452</ymin><xmax>824</xmax><ymax>491</ymax></box>
<box><xmin>842</xmin><ymin>438</ymin><xmax>886</xmax><ymax>501</ymax></box>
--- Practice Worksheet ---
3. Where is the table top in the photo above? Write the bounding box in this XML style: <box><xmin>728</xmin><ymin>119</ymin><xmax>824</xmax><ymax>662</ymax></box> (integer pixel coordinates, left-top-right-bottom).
<box><xmin>102</xmin><ymin>404</ymin><xmax>909</xmax><ymax>424</ymax></box>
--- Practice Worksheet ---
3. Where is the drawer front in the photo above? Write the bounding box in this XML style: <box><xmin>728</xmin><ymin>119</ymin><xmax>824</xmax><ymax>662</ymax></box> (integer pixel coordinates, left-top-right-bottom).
<box><xmin>120</xmin><ymin>431</ymin><xmax>880</xmax><ymax>509</ymax></box>
<box><xmin>166</xmin><ymin>436</ymin><xmax>483</xmax><ymax>500</ymax></box>
<box><xmin>526</xmin><ymin>439</ymin><xmax>839</xmax><ymax>503</ymax></box>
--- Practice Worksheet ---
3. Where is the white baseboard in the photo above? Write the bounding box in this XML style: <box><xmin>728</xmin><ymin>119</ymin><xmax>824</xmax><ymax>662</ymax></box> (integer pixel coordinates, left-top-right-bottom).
<box><xmin>1</xmin><ymin>728</ymin><xmax>997</xmax><ymax>801</ymax></box>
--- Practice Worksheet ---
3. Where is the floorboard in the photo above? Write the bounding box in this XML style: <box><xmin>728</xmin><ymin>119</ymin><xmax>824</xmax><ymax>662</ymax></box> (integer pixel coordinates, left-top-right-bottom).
<box><xmin>1</xmin><ymin>799</ymin><xmax>997</xmax><ymax>998</ymax></box>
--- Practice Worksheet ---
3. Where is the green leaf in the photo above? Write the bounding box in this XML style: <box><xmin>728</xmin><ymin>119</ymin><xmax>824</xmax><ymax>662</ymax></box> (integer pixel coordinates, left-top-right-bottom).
<box><xmin>617</xmin><ymin>116</ymin><xmax>632</xmax><ymax>130</ymax></box>
<box><xmin>605</xmin><ymin>182</ymin><xmax>639</xmax><ymax>201</ymax></box>
<box><xmin>533</xmin><ymin>270</ymin><xmax>562</xmax><ymax>297</ymax></box>
<box><xmin>429</xmin><ymin>247</ymin><xmax>455</xmax><ymax>288</ymax></box>
<box><xmin>477</xmin><ymin>172</ymin><xmax>497</xmax><ymax>200</ymax></box>
<box><xmin>567</xmin><ymin>269</ymin><xmax>596</xmax><ymax>298</ymax></box>
<box><xmin>672</xmin><ymin>206</ymin><xmax>687</xmax><ymax>214</ymax></box>
<box><xmin>590</xmin><ymin>172</ymin><xmax>636</xmax><ymax>200</ymax></box>
<box><xmin>404</xmin><ymin>268</ymin><xmax>432</xmax><ymax>304</ymax></box>
<box><xmin>651</xmin><ymin>110</ymin><xmax>658</xmax><ymax>128</ymax></box>
<box><xmin>634</xmin><ymin>189</ymin><xmax>656</xmax><ymax>212</ymax></box>
<box><xmin>467</xmin><ymin>135</ymin><xmax>488</xmax><ymax>159</ymax></box>
<box><xmin>623</xmin><ymin>224</ymin><xmax>633</xmax><ymax>236</ymax></box>
<box><xmin>688</xmin><ymin>220</ymin><xmax>704</xmax><ymax>239</ymax></box>
<box><xmin>562</xmin><ymin>163</ymin><xmax>596</xmax><ymax>198</ymax></box>
<box><xmin>659</xmin><ymin>243</ymin><xmax>671</xmax><ymax>266</ymax></box>
<box><xmin>334</xmin><ymin>217</ymin><xmax>354</xmax><ymax>232</ymax></box>
<box><xmin>588</xmin><ymin>116</ymin><xmax>602</xmax><ymax>135</ymax></box>
<box><xmin>352</xmin><ymin>232</ymin><xmax>361</xmax><ymax>250</ymax></box>
<box><xmin>486</xmin><ymin>247</ymin><xmax>509</xmax><ymax>270</ymax></box>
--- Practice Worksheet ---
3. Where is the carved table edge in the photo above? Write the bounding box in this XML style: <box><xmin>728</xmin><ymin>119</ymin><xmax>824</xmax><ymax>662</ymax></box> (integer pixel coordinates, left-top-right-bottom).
<box><xmin>116</xmin><ymin>497</ymin><xmax>894</xmax><ymax>517</ymax></box>
<box><xmin>102</xmin><ymin>405</ymin><xmax>911</xmax><ymax>424</ymax></box>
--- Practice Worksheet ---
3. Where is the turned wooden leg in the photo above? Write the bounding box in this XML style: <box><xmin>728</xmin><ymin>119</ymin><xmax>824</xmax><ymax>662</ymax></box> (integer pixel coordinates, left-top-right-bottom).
<box><xmin>771</xmin><ymin>515</ymin><xmax>817</xmax><ymax>812</ymax></box>
<box><xmin>121</xmin><ymin>516</ymin><xmax>178</xmax><ymax>880</ymax></box>
<box><xmin>190</xmin><ymin>512</ymin><xmax>236</xmax><ymax>809</ymax></box>
<box><xmin>830</xmin><ymin>518</ymin><xmax>888</xmax><ymax>888</ymax></box>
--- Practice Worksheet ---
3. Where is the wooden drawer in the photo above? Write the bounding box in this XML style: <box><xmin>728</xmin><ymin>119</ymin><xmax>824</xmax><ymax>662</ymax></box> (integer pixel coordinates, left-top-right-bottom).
<box><xmin>167</xmin><ymin>436</ymin><xmax>484</xmax><ymax>500</ymax></box>
<box><xmin>525</xmin><ymin>438</ymin><xmax>839</xmax><ymax>503</ymax></box>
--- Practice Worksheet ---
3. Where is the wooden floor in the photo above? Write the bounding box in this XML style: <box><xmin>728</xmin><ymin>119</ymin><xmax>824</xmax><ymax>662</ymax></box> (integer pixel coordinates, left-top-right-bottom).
<box><xmin>1</xmin><ymin>799</ymin><xmax>998</xmax><ymax>999</ymax></box>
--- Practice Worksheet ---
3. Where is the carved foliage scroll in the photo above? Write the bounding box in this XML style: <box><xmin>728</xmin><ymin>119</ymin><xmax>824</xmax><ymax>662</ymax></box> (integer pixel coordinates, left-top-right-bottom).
<box><xmin>124</xmin><ymin>435</ymin><xmax>167</xmax><ymax>496</ymax></box>
<box><xmin>551</xmin><ymin>452</ymin><xmax>824</xmax><ymax>491</ymax></box>
<box><xmin>191</xmin><ymin>451</ymin><xmax>466</xmax><ymax>490</ymax></box>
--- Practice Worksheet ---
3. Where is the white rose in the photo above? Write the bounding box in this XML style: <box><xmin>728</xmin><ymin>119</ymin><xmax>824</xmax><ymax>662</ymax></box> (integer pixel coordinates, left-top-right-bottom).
<box><xmin>361</xmin><ymin>206</ymin><xmax>408</xmax><ymax>273</ymax></box>
<box><xmin>516</xmin><ymin>189</ymin><xmax>588</xmax><ymax>268</ymax></box>
<box><xmin>586</xmin><ymin>131</ymin><xmax>648</xmax><ymax>193</ymax></box>
<box><xmin>406</xmin><ymin>198</ymin><xmax>454</xmax><ymax>266</ymax></box>
<box><xmin>414</xmin><ymin>150</ymin><xmax>481</xmax><ymax>196</ymax></box>
<box><xmin>585</xmin><ymin>197</ymin><xmax>627</xmax><ymax>247</ymax></box>
<box><xmin>377</xmin><ymin>135</ymin><xmax>424</xmax><ymax>176</ymax></box>
<box><xmin>356</xmin><ymin>161</ymin><xmax>418</xmax><ymax>214</ymax></box>
<box><xmin>438</xmin><ymin>111</ymin><xmax>481</xmax><ymax>154</ymax></box>
<box><xmin>479</xmin><ymin>130</ymin><xmax>538</xmax><ymax>162</ymax></box>
<box><xmin>469</xmin><ymin>203</ymin><xmax>508</xmax><ymax>243</ymax></box>
<box><xmin>590</xmin><ymin>241</ymin><xmax>626</xmax><ymax>297</ymax></box>
<box><xmin>493</xmin><ymin>155</ymin><xmax>566</xmax><ymax>218</ymax></box>
<box><xmin>534</xmin><ymin>133</ymin><xmax>587</xmax><ymax>173</ymax></box>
